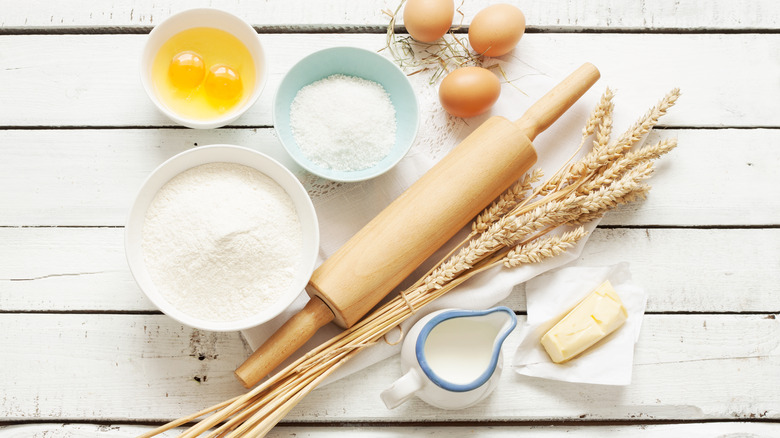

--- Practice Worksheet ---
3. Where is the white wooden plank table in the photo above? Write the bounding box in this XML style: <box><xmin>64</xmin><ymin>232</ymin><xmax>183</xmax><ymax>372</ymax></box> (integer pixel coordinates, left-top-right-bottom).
<box><xmin>1</xmin><ymin>1</ymin><xmax>779</xmax><ymax>436</ymax></box>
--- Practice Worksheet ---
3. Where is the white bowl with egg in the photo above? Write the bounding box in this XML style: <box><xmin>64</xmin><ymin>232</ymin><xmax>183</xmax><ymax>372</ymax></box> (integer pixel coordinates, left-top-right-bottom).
<box><xmin>125</xmin><ymin>145</ymin><xmax>319</xmax><ymax>332</ymax></box>
<box><xmin>140</xmin><ymin>8</ymin><xmax>267</xmax><ymax>129</ymax></box>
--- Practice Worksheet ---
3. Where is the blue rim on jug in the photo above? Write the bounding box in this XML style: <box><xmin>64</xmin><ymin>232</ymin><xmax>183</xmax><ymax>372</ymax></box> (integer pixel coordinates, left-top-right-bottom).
<box><xmin>414</xmin><ymin>306</ymin><xmax>517</xmax><ymax>392</ymax></box>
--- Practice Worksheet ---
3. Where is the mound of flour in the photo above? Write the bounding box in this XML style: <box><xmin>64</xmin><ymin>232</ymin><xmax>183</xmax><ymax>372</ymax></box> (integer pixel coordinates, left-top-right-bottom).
<box><xmin>141</xmin><ymin>162</ymin><xmax>303</xmax><ymax>322</ymax></box>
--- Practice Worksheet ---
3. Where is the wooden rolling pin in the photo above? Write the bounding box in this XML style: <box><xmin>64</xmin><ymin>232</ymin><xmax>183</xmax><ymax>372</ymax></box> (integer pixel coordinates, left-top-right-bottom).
<box><xmin>235</xmin><ymin>62</ymin><xmax>600</xmax><ymax>388</ymax></box>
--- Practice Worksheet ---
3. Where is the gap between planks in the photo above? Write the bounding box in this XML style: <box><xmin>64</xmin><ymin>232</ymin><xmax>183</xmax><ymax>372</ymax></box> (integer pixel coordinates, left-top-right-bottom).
<box><xmin>2</xmin><ymin>225</ymin><xmax>779</xmax><ymax>230</ymax></box>
<box><xmin>2</xmin><ymin>418</ymin><xmax>780</xmax><ymax>428</ymax></box>
<box><xmin>4</xmin><ymin>125</ymin><xmax>780</xmax><ymax>130</ymax></box>
<box><xmin>0</xmin><ymin>310</ymin><xmax>776</xmax><ymax>317</ymax></box>
<box><xmin>1</xmin><ymin>26</ymin><xmax>780</xmax><ymax>35</ymax></box>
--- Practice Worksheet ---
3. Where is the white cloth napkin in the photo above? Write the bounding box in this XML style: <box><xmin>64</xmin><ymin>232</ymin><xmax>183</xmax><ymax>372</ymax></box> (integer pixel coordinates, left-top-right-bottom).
<box><xmin>513</xmin><ymin>262</ymin><xmax>648</xmax><ymax>385</ymax></box>
<box><xmin>242</xmin><ymin>58</ymin><xmax>641</xmax><ymax>385</ymax></box>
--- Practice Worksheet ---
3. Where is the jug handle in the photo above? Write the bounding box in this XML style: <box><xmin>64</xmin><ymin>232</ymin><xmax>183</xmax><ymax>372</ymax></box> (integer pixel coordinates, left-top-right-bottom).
<box><xmin>380</xmin><ymin>369</ymin><xmax>424</xmax><ymax>409</ymax></box>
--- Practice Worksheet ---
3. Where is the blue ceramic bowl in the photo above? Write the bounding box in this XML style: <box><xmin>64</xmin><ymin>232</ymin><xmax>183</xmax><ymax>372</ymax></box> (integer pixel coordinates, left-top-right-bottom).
<box><xmin>273</xmin><ymin>47</ymin><xmax>419</xmax><ymax>182</ymax></box>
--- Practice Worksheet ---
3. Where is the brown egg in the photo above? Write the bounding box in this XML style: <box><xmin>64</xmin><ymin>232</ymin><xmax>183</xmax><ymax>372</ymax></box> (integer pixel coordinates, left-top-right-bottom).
<box><xmin>468</xmin><ymin>4</ymin><xmax>526</xmax><ymax>57</ymax></box>
<box><xmin>438</xmin><ymin>66</ymin><xmax>501</xmax><ymax>118</ymax></box>
<box><xmin>403</xmin><ymin>0</ymin><xmax>454</xmax><ymax>43</ymax></box>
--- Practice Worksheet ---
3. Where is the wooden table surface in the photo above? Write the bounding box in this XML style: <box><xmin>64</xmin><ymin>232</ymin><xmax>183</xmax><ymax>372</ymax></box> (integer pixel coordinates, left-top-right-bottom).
<box><xmin>1</xmin><ymin>1</ymin><xmax>779</xmax><ymax>436</ymax></box>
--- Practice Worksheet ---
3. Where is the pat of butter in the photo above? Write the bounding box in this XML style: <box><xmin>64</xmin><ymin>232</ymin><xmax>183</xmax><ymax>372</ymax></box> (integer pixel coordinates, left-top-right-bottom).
<box><xmin>541</xmin><ymin>280</ymin><xmax>628</xmax><ymax>363</ymax></box>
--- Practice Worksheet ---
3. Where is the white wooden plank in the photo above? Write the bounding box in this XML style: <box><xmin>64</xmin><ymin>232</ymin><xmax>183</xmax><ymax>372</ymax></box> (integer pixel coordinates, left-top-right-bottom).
<box><xmin>0</xmin><ymin>314</ymin><xmax>777</xmax><ymax>421</ymax></box>
<box><xmin>0</xmin><ymin>315</ymin><xmax>251</xmax><ymax>421</ymax></box>
<box><xmin>0</xmin><ymin>34</ymin><xmax>777</xmax><ymax>128</ymax></box>
<box><xmin>2</xmin><ymin>227</ymin><xmax>778</xmax><ymax>313</ymax></box>
<box><xmin>1</xmin><ymin>128</ymin><xmax>777</xmax><ymax>227</ymax></box>
<box><xmin>0</xmin><ymin>227</ymin><xmax>148</xmax><ymax>311</ymax></box>
<box><xmin>0</xmin><ymin>129</ymin><xmax>300</xmax><ymax>227</ymax></box>
<box><xmin>298</xmin><ymin>319</ymin><xmax>780</xmax><ymax>423</ymax></box>
<box><xmin>2</xmin><ymin>422</ymin><xmax>780</xmax><ymax>438</ymax></box>
<box><xmin>599</xmin><ymin>128</ymin><xmax>780</xmax><ymax>226</ymax></box>
<box><xmin>0</xmin><ymin>0</ymin><xmax>777</xmax><ymax>30</ymax></box>
<box><xmin>573</xmin><ymin>228</ymin><xmax>780</xmax><ymax>313</ymax></box>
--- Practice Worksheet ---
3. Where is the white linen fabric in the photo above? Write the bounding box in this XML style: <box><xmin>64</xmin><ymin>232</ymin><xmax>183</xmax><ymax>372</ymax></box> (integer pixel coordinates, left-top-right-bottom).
<box><xmin>242</xmin><ymin>57</ymin><xmax>646</xmax><ymax>386</ymax></box>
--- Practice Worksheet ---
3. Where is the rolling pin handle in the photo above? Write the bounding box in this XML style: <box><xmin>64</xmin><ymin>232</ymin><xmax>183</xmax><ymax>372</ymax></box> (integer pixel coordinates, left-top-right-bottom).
<box><xmin>234</xmin><ymin>296</ymin><xmax>335</xmax><ymax>388</ymax></box>
<box><xmin>514</xmin><ymin>62</ymin><xmax>601</xmax><ymax>141</ymax></box>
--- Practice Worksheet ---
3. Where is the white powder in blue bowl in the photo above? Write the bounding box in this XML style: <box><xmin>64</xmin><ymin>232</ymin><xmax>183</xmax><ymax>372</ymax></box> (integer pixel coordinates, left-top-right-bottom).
<box><xmin>289</xmin><ymin>74</ymin><xmax>397</xmax><ymax>172</ymax></box>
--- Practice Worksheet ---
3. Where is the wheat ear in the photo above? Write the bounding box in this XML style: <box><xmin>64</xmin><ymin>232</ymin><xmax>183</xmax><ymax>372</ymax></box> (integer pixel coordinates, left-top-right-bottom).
<box><xmin>503</xmin><ymin>227</ymin><xmax>587</xmax><ymax>267</ymax></box>
<box><xmin>473</xmin><ymin>168</ymin><xmax>543</xmax><ymax>234</ymax></box>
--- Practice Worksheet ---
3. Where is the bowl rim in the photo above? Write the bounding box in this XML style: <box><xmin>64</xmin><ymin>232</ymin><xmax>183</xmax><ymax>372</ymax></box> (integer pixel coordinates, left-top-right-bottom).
<box><xmin>272</xmin><ymin>46</ymin><xmax>419</xmax><ymax>182</ymax></box>
<box><xmin>139</xmin><ymin>8</ymin><xmax>268</xmax><ymax>129</ymax></box>
<box><xmin>125</xmin><ymin>144</ymin><xmax>319</xmax><ymax>332</ymax></box>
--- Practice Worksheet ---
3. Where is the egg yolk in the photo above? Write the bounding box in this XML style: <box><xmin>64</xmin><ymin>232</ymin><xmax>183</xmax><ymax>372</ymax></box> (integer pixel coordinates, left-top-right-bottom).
<box><xmin>168</xmin><ymin>51</ymin><xmax>206</xmax><ymax>90</ymax></box>
<box><xmin>204</xmin><ymin>64</ymin><xmax>243</xmax><ymax>101</ymax></box>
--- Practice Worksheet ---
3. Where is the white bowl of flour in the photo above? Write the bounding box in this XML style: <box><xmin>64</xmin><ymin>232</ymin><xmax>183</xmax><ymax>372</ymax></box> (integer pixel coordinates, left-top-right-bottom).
<box><xmin>125</xmin><ymin>145</ymin><xmax>319</xmax><ymax>331</ymax></box>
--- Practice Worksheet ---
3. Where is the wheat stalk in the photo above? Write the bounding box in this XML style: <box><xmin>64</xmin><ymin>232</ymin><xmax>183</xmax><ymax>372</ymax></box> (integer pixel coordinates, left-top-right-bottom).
<box><xmin>577</xmin><ymin>137</ymin><xmax>676</xmax><ymax>195</ymax></box>
<box><xmin>146</xmin><ymin>88</ymin><xmax>680</xmax><ymax>437</ymax></box>
<box><xmin>473</xmin><ymin>168</ymin><xmax>543</xmax><ymax>234</ymax></box>
<box><xmin>536</xmin><ymin>88</ymin><xmax>615</xmax><ymax>196</ymax></box>
<box><xmin>503</xmin><ymin>227</ymin><xmax>587</xmax><ymax>267</ymax></box>
<box><xmin>565</xmin><ymin>88</ymin><xmax>678</xmax><ymax>186</ymax></box>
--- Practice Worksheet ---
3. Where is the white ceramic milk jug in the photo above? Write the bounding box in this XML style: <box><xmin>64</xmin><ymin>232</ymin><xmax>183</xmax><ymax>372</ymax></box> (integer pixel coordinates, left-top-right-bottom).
<box><xmin>380</xmin><ymin>306</ymin><xmax>517</xmax><ymax>410</ymax></box>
